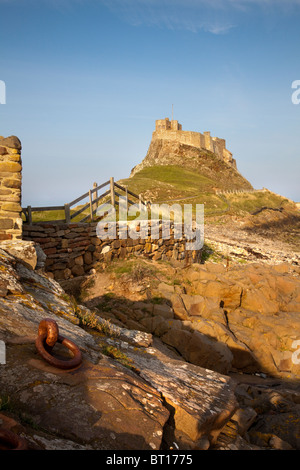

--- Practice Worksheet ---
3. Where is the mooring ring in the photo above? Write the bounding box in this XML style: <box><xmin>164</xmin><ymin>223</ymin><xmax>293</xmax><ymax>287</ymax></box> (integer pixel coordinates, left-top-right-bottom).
<box><xmin>37</xmin><ymin>318</ymin><xmax>59</xmax><ymax>351</ymax></box>
<box><xmin>35</xmin><ymin>319</ymin><xmax>82</xmax><ymax>369</ymax></box>
<box><xmin>0</xmin><ymin>428</ymin><xmax>27</xmax><ymax>450</ymax></box>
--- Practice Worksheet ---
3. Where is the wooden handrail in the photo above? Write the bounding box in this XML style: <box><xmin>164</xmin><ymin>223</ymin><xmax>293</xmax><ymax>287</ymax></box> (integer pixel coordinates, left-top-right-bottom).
<box><xmin>22</xmin><ymin>177</ymin><xmax>150</xmax><ymax>224</ymax></box>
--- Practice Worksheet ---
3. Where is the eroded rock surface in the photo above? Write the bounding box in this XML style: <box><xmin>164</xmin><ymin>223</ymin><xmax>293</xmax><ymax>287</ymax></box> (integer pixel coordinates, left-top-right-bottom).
<box><xmin>0</xmin><ymin>241</ymin><xmax>238</xmax><ymax>450</ymax></box>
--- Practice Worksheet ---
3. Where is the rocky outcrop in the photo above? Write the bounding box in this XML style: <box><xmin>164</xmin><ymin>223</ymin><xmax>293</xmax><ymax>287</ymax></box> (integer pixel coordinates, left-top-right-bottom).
<box><xmin>106</xmin><ymin>261</ymin><xmax>300</xmax><ymax>381</ymax></box>
<box><xmin>0</xmin><ymin>241</ymin><xmax>239</xmax><ymax>450</ymax></box>
<box><xmin>130</xmin><ymin>138</ymin><xmax>253</xmax><ymax>191</ymax></box>
<box><xmin>83</xmin><ymin>258</ymin><xmax>300</xmax><ymax>450</ymax></box>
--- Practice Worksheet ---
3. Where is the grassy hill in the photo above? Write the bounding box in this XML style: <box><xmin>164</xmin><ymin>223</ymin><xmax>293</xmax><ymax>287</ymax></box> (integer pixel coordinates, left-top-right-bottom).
<box><xmin>119</xmin><ymin>164</ymin><xmax>295</xmax><ymax>218</ymax></box>
<box><xmin>24</xmin><ymin>137</ymin><xmax>298</xmax><ymax>225</ymax></box>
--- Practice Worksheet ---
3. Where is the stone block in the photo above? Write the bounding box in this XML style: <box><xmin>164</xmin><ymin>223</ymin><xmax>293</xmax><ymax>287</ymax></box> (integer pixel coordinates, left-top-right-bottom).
<box><xmin>1</xmin><ymin>202</ymin><xmax>22</xmax><ymax>213</ymax></box>
<box><xmin>0</xmin><ymin>161</ymin><xmax>22</xmax><ymax>173</ymax></box>
<box><xmin>84</xmin><ymin>251</ymin><xmax>93</xmax><ymax>265</ymax></box>
<box><xmin>1</xmin><ymin>178</ymin><xmax>21</xmax><ymax>189</ymax></box>
<box><xmin>71</xmin><ymin>264</ymin><xmax>85</xmax><ymax>276</ymax></box>
<box><xmin>0</xmin><ymin>219</ymin><xmax>13</xmax><ymax>229</ymax></box>
<box><xmin>153</xmin><ymin>303</ymin><xmax>174</xmax><ymax>319</ymax></box>
<box><xmin>0</xmin><ymin>135</ymin><xmax>22</xmax><ymax>150</ymax></box>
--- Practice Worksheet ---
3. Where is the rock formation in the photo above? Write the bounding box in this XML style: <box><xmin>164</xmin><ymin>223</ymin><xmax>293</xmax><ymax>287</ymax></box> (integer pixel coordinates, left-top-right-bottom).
<box><xmin>130</xmin><ymin>119</ymin><xmax>253</xmax><ymax>191</ymax></box>
<box><xmin>0</xmin><ymin>240</ymin><xmax>239</xmax><ymax>450</ymax></box>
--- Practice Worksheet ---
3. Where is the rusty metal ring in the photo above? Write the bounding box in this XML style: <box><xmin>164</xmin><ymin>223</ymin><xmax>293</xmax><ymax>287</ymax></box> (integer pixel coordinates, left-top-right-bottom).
<box><xmin>37</xmin><ymin>318</ymin><xmax>59</xmax><ymax>350</ymax></box>
<box><xmin>35</xmin><ymin>319</ymin><xmax>82</xmax><ymax>369</ymax></box>
<box><xmin>0</xmin><ymin>428</ymin><xmax>27</xmax><ymax>450</ymax></box>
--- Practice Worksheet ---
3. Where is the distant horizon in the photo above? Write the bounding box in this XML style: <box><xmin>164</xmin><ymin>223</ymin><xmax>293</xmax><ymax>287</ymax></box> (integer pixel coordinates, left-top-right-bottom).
<box><xmin>1</xmin><ymin>0</ymin><xmax>299</xmax><ymax>205</ymax></box>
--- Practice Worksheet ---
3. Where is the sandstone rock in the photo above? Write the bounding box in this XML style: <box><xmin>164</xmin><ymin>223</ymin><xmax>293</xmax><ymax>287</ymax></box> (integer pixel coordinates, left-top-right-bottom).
<box><xmin>241</xmin><ymin>288</ymin><xmax>279</xmax><ymax>314</ymax></box>
<box><xmin>269</xmin><ymin>435</ymin><xmax>294</xmax><ymax>450</ymax></box>
<box><xmin>0</xmin><ymin>242</ymin><xmax>240</xmax><ymax>450</ymax></box>
<box><xmin>0</xmin><ymin>219</ymin><xmax>13</xmax><ymax>230</ymax></box>
<box><xmin>230</xmin><ymin>407</ymin><xmax>257</xmax><ymax>436</ymax></box>
<box><xmin>0</xmin><ymin>240</ymin><xmax>38</xmax><ymax>270</ymax></box>
<box><xmin>249</xmin><ymin>410</ymin><xmax>300</xmax><ymax>450</ymax></box>
<box><xmin>197</xmin><ymin>280</ymin><xmax>243</xmax><ymax>309</ymax></box>
<box><xmin>170</xmin><ymin>294</ymin><xmax>189</xmax><ymax>320</ymax></box>
<box><xmin>161</xmin><ymin>328</ymin><xmax>233</xmax><ymax>374</ymax></box>
<box><xmin>120</xmin><ymin>339</ymin><xmax>238</xmax><ymax>447</ymax></box>
<box><xmin>0</xmin><ymin>161</ymin><xmax>22</xmax><ymax>173</ymax></box>
<box><xmin>0</xmin><ymin>135</ymin><xmax>22</xmax><ymax>150</ymax></box>
<box><xmin>153</xmin><ymin>303</ymin><xmax>174</xmax><ymax>319</ymax></box>
<box><xmin>1</xmin><ymin>344</ymin><xmax>169</xmax><ymax>450</ymax></box>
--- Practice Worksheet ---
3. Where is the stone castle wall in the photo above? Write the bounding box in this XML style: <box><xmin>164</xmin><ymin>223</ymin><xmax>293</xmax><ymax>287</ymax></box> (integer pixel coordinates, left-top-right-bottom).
<box><xmin>0</xmin><ymin>136</ymin><xmax>22</xmax><ymax>240</ymax></box>
<box><xmin>153</xmin><ymin>118</ymin><xmax>236</xmax><ymax>167</ymax></box>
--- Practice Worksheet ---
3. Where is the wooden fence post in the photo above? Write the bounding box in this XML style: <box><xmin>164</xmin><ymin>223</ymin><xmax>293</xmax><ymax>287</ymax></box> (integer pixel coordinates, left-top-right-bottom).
<box><xmin>27</xmin><ymin>205</ymin><xmax>32</xmax><ymax>225</ymax></box>
<box><xmin>89</xmin><ymin>190</ymin><xmax>93</xmax><ymax>222</ymax></box>
<box><xmin>124</xmin><ymin>185</ymin><xmax>128</xmax><ymax>213</ymax></box>
<box><xmin>93</xmin><ymin>182</ymin><xmax>98</xmax><ymax>213</ymax></box>
<box><xmin>64</xmin><ymin>203</ymin><xmax>71</xmax><ymax>224</ymax></box>
<box><xmin>110</xmin><ymin>177</ymin><xmax>115</xmax><ymax>208</ymax></box>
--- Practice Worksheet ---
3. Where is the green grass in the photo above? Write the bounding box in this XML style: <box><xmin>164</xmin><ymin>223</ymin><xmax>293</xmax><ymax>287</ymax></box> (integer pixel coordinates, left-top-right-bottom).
<box><xmin>106</xmin><ymin>258</ymin><xmax>157</xmax><ymax>281</ymax></box>
<box><xmin>119</xmin><ymin>165</ymin><xmax>215</xmax><ymax>202</ymax></box>
<box><xmin>226</xmin><ymin>191</ymin><xmax>293</xmax><ymax>215</ymax></box>
<box><xmin>22</xmin><ymin>206</ymin><xmax>92</xmax><ymax>224</ymax></box>
<box><xmin>133</xmin><ymin>165</ymin><xmax>214</xmax><ymax>191</ymax></box>
<box><xmin>23</xmin><ymin>165</ymin><xmax>296</xmax><ymax>225</ymax></box>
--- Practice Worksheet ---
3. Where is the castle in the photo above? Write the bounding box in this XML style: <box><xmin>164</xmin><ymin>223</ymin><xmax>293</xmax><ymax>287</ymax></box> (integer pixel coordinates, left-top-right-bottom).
<box><xmin>153</xmin><ymin>118</ymin><xmax>236</xmax><ymax>168</ymax></box>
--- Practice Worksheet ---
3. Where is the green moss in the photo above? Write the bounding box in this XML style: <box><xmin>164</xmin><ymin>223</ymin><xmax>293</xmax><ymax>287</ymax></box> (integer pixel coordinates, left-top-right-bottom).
<box><xmin>102</xmin><ymin>345</ymin><xmax>135</xmax><ymax>370</ymax></box>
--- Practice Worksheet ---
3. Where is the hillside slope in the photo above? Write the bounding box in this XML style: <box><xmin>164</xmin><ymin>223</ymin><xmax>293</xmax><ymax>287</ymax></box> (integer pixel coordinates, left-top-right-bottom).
<box><xmin>119</xmin><ymin>137</ymin><xmax>299</xmax><ymax>244</ymax></box>
<box><xmin>130</xmin><ymin>138</ymin><xmax>253</xmax><ymax>192</ymax></box>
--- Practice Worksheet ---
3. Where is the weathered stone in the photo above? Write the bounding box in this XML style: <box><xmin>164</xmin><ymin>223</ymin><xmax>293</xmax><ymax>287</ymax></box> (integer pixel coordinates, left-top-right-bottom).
<box><xmin>0</xmin><ymin>219</ymin><xmax>13</xmax><ymax>230</ymax></box>
<box><xmin>161</xmin><ymin>328</ymin><xmax>233</xmax><ymax>374</ymax></box>
<box><xmin>0</xmin><ymin>135</ymin><xmax>22</xmax><ymax>150</ymax></box>
<box><xmin>74</xmin><ymin>255</ymin><xmax>84</xmax><ymax>266</ymax></box>
<box><xmin>71</xmin><ymin>264</ymin><xmax>85</xmax><ymax>276</ymax></box>
<box><xmin>0</xmin><ymin>279</ymin><xmax>8</xmax><ymax>296</ymax></box>
<box><xmin>123</xmin><ymin>343</ymin><xmax>238</xmax><ymax>446</ymax></box>
<box><xmin>230</xmin><ymin>407</ymin><xmax>257</xmax><ymax>436</ymax></box>
<box><xmin>0</xmin><ymin>233</ymin><xmax>12</xmax><ymax>241</ymax></box>
<box><xmin>153</xmin><ymin>303</ymin><xmax>174</xmax><ymax>319</ymax></box>
<box><xmin>241</xmin><ymin>288</ymin><xmax>279</xmax><ymax>314</ymax></box>
<box><xmin>84</xmin><ymin>251</ymin><xmax>93</xmax><ymax>265</ymax></box>
<box><xmin>0</xmin><ymin>240</ymin><xmax>37</xmax><ymax>270</ymax></box>
<box><xmin>0</xmin><ymin>161</ymin><xmax>22</xmax><ymax>173</ymax></box>
<box><xmin>1</xmin><ymin>202</ymin><xmax>22</xmax><ymax>213</ymax></box>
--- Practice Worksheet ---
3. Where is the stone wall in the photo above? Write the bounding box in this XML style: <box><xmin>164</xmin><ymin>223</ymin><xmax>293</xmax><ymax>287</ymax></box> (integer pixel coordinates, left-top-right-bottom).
<box><xmin>23</xmin><ymin>221</ymin><xmax>201</xmax><ymax>281</ymax></box>
<box><xmin>0</xmin><ymin>136</ymin><xmax>22</xmax><ymax>240</ymax></box>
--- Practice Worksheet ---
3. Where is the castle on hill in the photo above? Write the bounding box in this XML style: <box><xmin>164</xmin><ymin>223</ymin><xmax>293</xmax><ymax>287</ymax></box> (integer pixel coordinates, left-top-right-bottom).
<box><xmin>154</xmin><ymin>118</ymin><xmax>236</xmax><ymax>168</ymax></box>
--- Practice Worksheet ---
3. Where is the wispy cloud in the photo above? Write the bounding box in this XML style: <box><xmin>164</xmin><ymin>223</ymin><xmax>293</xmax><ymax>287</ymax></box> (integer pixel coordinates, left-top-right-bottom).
<box><xmin>98</xmin><ymin>0</ymin><xmax>300</xmax><ymax>34</ymax></box>
<box><xmin>98</xmin><ymin>0</ymin><xmax>236</xmax><ymax>35</ymax></box>
<box><xmin>1</xmin><ymin>0</ymin><xmax>300</xmax><ymax>34</ymax></box>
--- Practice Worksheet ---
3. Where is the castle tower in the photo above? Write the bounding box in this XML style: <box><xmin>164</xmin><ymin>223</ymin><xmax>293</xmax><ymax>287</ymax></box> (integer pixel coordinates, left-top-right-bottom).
<box><xmin>155</xmin><ymin>118</ymin><xmax>182</xmax><ymax>131</ymax></box>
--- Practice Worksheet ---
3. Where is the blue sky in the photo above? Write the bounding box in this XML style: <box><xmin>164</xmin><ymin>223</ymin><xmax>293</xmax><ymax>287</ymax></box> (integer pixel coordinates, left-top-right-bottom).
<box><xmin>1</xmin><ymin>0</ymin><xmax>300</xmax><ymax>206</ymax></box>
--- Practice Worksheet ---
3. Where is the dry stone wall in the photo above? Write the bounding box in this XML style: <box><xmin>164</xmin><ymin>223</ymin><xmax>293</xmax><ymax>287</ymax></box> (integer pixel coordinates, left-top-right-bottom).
<box><xmin>23</xmin><ymin>221</ymin><xmax>201</xmax><ymax>281</ymax></box>
<box><xmin>0</xmin><ymin>136</ymin><xmax>22</xmax><ymax>240</ymax></box>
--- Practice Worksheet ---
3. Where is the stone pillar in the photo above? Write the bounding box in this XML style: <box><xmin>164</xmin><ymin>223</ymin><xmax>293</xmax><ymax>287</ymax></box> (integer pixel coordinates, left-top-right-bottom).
<box><xmin>0</xmin><ymin>135</ymin><xmax>22</xmax><ymax>240</ymax></box>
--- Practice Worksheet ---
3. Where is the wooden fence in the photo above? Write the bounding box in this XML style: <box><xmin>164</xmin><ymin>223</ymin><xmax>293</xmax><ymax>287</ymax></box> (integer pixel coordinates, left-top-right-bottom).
<box><xmin>22</xmin><ymin>177</ymin><xmax>148</xmax><ymax>224</ymax></box>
